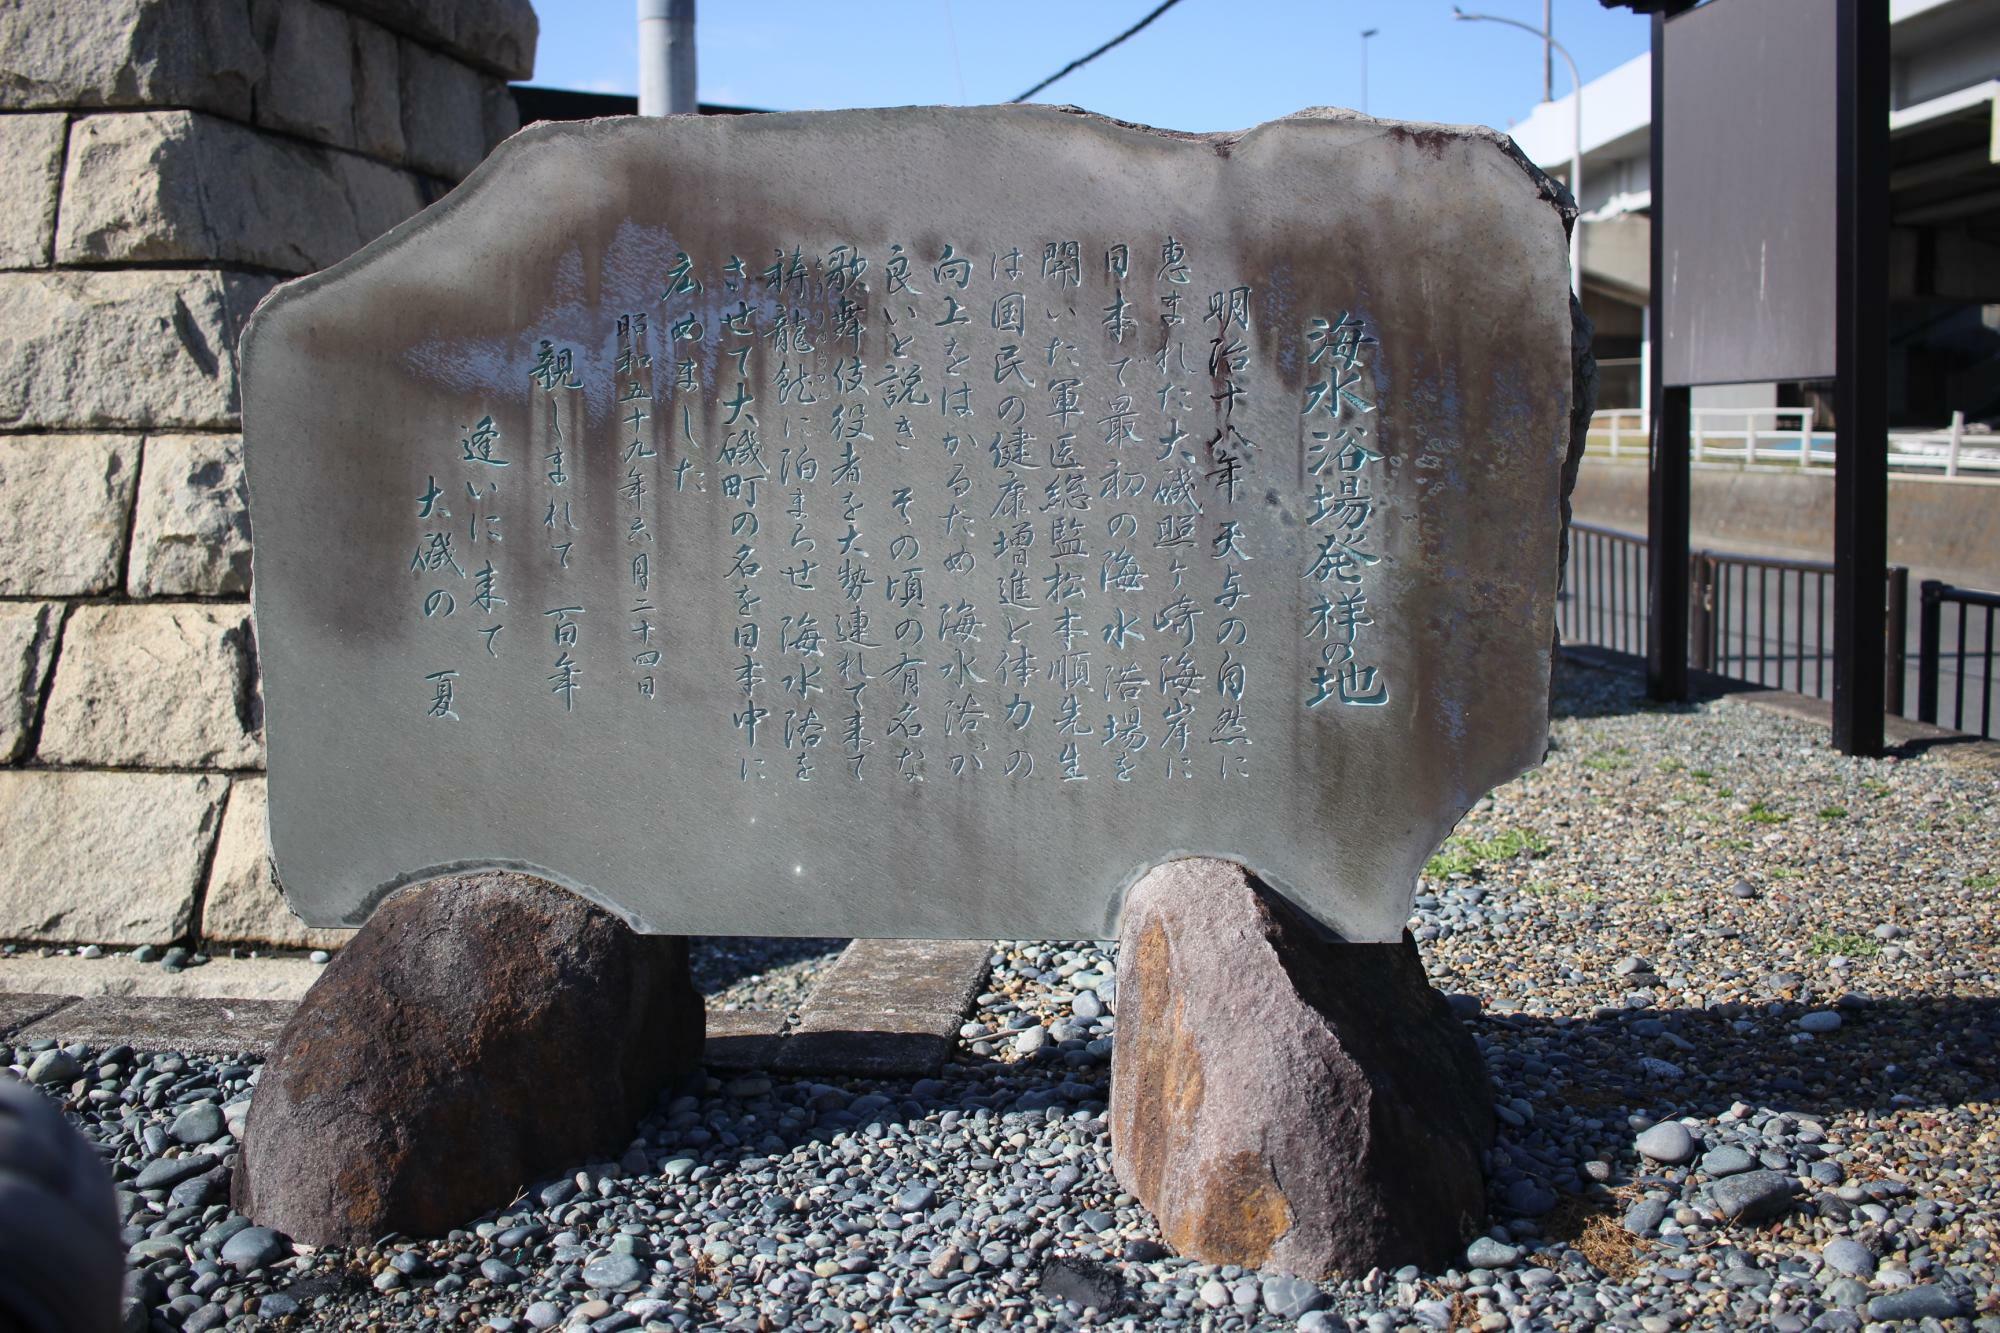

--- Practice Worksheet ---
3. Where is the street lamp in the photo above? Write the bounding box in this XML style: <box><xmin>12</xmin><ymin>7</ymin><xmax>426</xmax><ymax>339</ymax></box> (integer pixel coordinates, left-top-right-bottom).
<box><xmin>1453</xmin><ymin>5</ymin><xmax>1583</xmax><ymax>296</ymax></box>
<box><xmin>1360</xmin><ymin>28</ymin><xmax>1379</xmax><ymax>116</ymax></box>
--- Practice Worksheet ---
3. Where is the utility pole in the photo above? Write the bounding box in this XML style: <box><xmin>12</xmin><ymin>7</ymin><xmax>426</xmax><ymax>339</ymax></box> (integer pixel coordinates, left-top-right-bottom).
<box><xmin>1454</xmin><ymin>7</ymin><xmax>1583</xmax><ymax>294</ymax></box>
<box><xmin>639</xmin><ymin>0</ymin><xmax>696</xmax><ymax>116</ymax></box>
<box><xmin>1544</xmin><ymin>0</ymin><xmax>1554</xmax><ymax>101</ymax></box>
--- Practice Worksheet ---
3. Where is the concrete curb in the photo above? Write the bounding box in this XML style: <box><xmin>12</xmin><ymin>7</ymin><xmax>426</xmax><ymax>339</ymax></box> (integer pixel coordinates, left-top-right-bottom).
<box><xmin>0</xmin><ymin>955</ymin><xmax>323</xmax><ymax>1002</ymax></box>
<box><xmin>1560</xmin><ymin>645</ymin><xmax>2000</xmax><ymax>773</ymax></box>
<box><xmin>0</xmin><ymin>991</ymin><xmax>74</xmax><ymax>1036</ymax></box>
<box><xmin>15</xmin><ymin>995</ymin><xmax>293</xmax><ymax>1055</ymax></box>
<box><xmin>1718</xmin><ymin>689</ymin><xmax>2000</xmax><ymax>773</ymax></box>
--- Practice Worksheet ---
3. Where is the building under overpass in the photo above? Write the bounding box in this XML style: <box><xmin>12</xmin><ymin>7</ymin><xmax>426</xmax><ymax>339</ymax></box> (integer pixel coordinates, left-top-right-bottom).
<box><xmin>1510</xmin><ymin>0</ymin><xmax>2000</xmax><ymax>429</ymax></box>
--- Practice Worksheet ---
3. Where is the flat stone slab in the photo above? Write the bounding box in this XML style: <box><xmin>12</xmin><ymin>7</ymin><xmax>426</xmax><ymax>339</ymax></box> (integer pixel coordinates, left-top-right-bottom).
<box><xmin>773</xmin><ymin>1028</ymin><xmax>960</xmax><ymax>1080</ymax></box>
<box><xmin>775</xmin><ymin>938</ymin><xmax>992</xmax><ymax>1078</ymax></box>
<box><xmin>17</xmin><ymin>995</ymin><xmax>295</xmax><ymax>1054</ymax></box>
<box><xmin>789</xmin><ymin>938</ymin><xmax>994</xmax><ymax>1030</ymax></box>
<box><xmin>699</xmin><ymin>939</ymin><xmax>992</xmax><ymax>1077</ymax></box>
<box><xmin>0</xmin><ymin>990</ymin><xmax>73</xmax><ymax>1035</ymax></box>
<box><xmin>244</xmin><ymin>104</ymin><xmax>1577</xmax><ymax>943</ymax></box>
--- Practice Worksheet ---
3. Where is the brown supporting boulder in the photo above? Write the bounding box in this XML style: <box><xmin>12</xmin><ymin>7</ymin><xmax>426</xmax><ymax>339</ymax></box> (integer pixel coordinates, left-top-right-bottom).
<box><xmin>1109</xmin><ymin>858</ymin><xmax>1493</xmax><ymax>1278</ymax></box>
<box><xmin>233</xmin><ymin>871</ymin><xmax>703</xmax><ymax>1245</ymax></box>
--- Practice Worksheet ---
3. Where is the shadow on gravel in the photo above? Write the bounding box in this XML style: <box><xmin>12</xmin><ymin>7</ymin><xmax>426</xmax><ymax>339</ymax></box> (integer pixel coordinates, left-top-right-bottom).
<box><xmin>688</xmin><ymin>937</ymin><xmax>849</xmax><ymax>995</ymax></box>
<box><xmin>681</xmin><ymin>994</ymin><xmax>1999</xmax><ymax>1198</ymax></box>
<box><xmin>1549</xmin><ymin>649</ymin><xmax>1708</xmax><ymax>722</ymax></box>
<box><xmin>1475</xmin><ymin>993</ymin><xmax>2000</xmax><ymax>1125</ymax></box>
<box><xmin>634</xmin><ymin>1050</ymin><xmax>1114</xmax><ymax>1172</ymax></box>
<box><xmin>1883</xmin><ymin>730</ymin><xmax>2000</xmax><ymax>771</ymax></box>
<box><xmin>256</xmin><ymin>996</ymin><xmax>1993</xmax><ymax>1324</ymax></box>
<box><xmin>1553</xmin><ymin>647</ymin><xmax>2000</xmax><ymax>772</ymax></box>
<box><xmin>674</xmin><ymin>993</ymin><xmax>1998</xmax><ymax>1213</ymax></box>
<box><xmin>1451</xmin><ymin>993</ymin><xmax>2000</xmax><ymax>1246</ymax></box>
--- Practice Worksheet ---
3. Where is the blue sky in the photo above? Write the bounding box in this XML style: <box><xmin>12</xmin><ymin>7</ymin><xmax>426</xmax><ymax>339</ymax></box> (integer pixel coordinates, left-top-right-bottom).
<box><xmin>525</xmin><ymin>0</ymin><xmax>1651</xmax><ymax>134</ymax></box>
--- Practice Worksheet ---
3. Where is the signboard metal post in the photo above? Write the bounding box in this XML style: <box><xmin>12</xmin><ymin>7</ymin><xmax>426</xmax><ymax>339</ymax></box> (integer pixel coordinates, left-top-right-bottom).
<box><xmin>1830</xmin><ymin>0</ymin><xmax>1890</xmax><ymax>757</ymax></box>
<box><xmin>1646</xmin><ymin>11</ymin><xmax>1690</xmax><ymax>704</ymax></box>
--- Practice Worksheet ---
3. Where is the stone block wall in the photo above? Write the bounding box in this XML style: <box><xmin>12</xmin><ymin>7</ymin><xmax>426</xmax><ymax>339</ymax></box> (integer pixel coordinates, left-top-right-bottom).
<box><xmin>0</xmin><ymin>0</ymin><xmax>536</xmax><ymax>949</ymax></box>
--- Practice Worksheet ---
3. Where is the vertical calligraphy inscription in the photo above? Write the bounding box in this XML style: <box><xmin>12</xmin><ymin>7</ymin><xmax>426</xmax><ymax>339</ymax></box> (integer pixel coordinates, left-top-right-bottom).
<box><xmin>529</xmin><ymin>340</ymin><xmax>585</xmax><ymax>713</ymax></box>
<box><xmin>765</xmin><ymin>244</ymin><xmax>829</xmax><ymax>782</ymax></box>
<box><xmin>828</xmin><ymin>245</ymin><xmax>874</xmax><ymax>781</ymax></box>
<box><xmin>714</xmin><ymin>262</ymin><xmax>774</xmax><ymax>780</ymax></box>
<box><xmin>428</xmin><ymin>232</ymin><xmax>1407</xmax><ymax>791</ymax></box>
<box><xmin>616</xmin><ymin>312</ymin><xmax>664</xmax><ymax>704</ymax></box>
<box><xmin>936</xmin><ymin>248</ymin><xmax>984</xmax><ymax>779</ymax></box>
<box><xmin>880</xmin><ymin>242</ymin><xmax>931</xmax><ymax>784</ymax></box>
<box><xmin>1301</xmin><ymin>311</ymin><xmax>1389</xmax><ymax>710</ymax></box>
<box><xmin>412</xmin><ymin>402</ymin><xmax>513</xmax><ymax>720</ymax></box>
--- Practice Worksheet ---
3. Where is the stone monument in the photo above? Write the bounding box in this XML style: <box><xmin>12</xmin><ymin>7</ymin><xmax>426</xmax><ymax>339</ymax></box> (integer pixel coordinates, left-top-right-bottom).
<box><xmin>244</xmin><ymin>105</ymin><xmax>1575</xmax><ymax>947</ymax></box>
<box><xmin>239</xmin><ymin>104</ymin><xmax>1583</xmax><ymax>1269</ymax></box>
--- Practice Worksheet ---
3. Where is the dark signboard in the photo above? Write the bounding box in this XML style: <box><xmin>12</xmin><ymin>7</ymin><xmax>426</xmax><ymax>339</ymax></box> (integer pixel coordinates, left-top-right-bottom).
<box><xmin>1660</xmin><ymin>0</ymin><xmax>1840</xmax><ymax>386</ymax></box>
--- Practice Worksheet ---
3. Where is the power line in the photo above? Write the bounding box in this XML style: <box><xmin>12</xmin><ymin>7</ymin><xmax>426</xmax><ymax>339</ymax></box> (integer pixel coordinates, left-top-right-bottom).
<box><xmin>941</xmin><ymin>0</ymin><xmax>968</xmax><ymax>104</ymax></box>
<box><xmin>1009</xmin><ymin>0</ymin><xmax>1186</xmax><ymax>104</ymax></box>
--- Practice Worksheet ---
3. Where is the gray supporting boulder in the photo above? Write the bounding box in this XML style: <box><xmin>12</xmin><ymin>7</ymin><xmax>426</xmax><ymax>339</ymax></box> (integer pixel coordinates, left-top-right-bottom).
<box><xmin>1109</xmin><ymin>859</ymin><xmax>1494</xmax><ymax>1278</ymax></box>
<box><xmin>233</xmin><ymin>872</ymin><xmax>703</xmax><ymax>1246</ymax></box>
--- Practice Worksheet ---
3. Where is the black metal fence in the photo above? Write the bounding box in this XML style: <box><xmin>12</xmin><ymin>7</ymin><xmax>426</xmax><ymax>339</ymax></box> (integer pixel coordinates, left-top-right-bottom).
<box><xmin>1918</xmin><ymin>581</ymin><xmax>2000</xmax><ymax>738</ymax></box>
<box><xmin>1692</xmin><ymin>551</ymin><xmax>1908</xmax><ymax>712</ymax></box>
<box><xmin>1556</xmin><ymin>523</ymin><xmax>2000</xmax><ymax>731</ymax></box>
<box><xmin>1559</xmin><ymin>523</ymin><xmax>1651</xmax><ymax>658</ymax></box>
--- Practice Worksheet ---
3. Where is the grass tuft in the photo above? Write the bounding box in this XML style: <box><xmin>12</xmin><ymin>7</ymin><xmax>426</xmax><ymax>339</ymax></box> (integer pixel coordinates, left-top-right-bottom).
<box><xmin>1807</xmin><ymin>931</ymin><xmax>1881</xmax><ymax>959</ymax></box>
<box><xmin>1424</xmin><ymin>828</ymin><xmax>1551</xmax><ymax>880</ymax></box>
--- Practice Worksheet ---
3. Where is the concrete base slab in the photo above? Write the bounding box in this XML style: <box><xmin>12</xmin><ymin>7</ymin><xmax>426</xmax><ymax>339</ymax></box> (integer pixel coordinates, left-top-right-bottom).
<box><xmin>794</xmin><ymin>939</ymin><xmax>995</xmax><ymax>1017</ymax></box>
<box><xmin>0</xmin><ymin>955</ymin><xmax>323</xmax><ymax>1001</ymax></box>
<box><xmin>16</xmin><ymin>995</ymin><xmax>294</xmax><ymax>1054</ymax></box>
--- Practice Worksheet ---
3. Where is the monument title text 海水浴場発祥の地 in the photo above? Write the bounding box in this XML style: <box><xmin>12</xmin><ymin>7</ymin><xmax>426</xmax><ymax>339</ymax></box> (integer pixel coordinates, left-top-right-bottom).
<box><xmin>241</xmin><ymin>105</ymin><xmax>1578</xmax><ymax>942</ymax></box>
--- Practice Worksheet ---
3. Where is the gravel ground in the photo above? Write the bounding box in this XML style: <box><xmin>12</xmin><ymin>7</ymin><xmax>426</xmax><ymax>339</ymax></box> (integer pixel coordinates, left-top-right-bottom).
<box><xmin>7</xmin><ymin>655</ymin><xmax>1998</xmax><ymax>1332</ymax></box>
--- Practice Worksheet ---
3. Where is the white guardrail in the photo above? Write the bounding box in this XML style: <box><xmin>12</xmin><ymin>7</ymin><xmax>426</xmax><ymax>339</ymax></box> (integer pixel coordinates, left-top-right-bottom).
<box><xmin>1586</xmin><ymin>408</ymin><xmax>2000</xmax><ymax>477</ymax></box>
